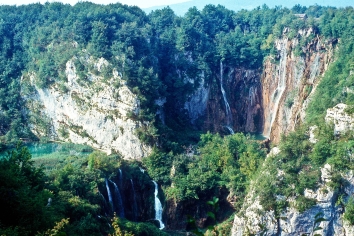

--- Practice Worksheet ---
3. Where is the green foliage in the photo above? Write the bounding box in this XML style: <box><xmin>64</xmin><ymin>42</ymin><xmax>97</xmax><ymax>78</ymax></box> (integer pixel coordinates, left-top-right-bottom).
<box><xmin>344</xmin><ymin>197</ymin><xmax>354</xmax><ymax>225</ymax></box>
<box><xmin>163</xmin><ymin>132</ymin><xmax>265</xmax><ymax>205</ymax></box>
<box><xmin>112</xmin><ymin>217</ymin><xmax>168</xmax><ymax>236</ymax></box>
<box><xmin>293</xmin><ymin>196</ymin><xmax>317</xmax><ymax>213</ymax></box>
<box><xmin>142</xmin><ymin>149</ymin><xmax>173</xmax><ymax>185</ymax></box>
<box><xmin>0</xmin><ymin>143</ymin><xmax>54</xmax><ymax>235</ymax></box>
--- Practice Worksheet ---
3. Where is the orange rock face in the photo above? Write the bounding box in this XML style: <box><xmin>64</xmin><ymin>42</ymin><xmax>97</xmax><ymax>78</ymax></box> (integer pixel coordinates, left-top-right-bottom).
<box><xmin>261</xmin><ymin>34</ymin><xmax>334</xmax><ymax>142</ymax></box>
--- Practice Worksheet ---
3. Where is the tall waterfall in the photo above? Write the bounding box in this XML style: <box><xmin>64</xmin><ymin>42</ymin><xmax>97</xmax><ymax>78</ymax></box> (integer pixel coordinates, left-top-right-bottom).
<box><xmin>130</xmin><ymin>179</ymin><xmax>138</xmax><ymax>221</ymax></box>
<box><xmin>265</xmin><ymin>43</ymin><xmax>287</xmax><ymax>138</ymax></box>
<box><xmin>109</xmin><ymin>180</ymin><xmax>125</xmax><ymax>218</ymax></box>
<box><xmin>152</xmin><ymin>181</ymin><xmax>165</xmax><ymax>230</ymax></box>
<box><xmin>220</xmin><ymin>60</ymin><xmax>234</xmax><ymax>134</ymax></box>
<box><xmin>105</xmin><ymin>179</ymin><xmax>114</xmax><ymax>212</ymax></box>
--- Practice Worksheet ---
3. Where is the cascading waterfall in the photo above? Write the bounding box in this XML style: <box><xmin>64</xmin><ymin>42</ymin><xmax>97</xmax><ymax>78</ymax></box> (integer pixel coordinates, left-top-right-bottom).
<box><xmin>152</xmin><ymin>180</ymin><xmax>165</xmax><ymax>230</ymax></box>
<box><xmin>130</xmin><ymin>179</ymin><xmax>138</xmax><ymax>221</ymax></box>
<box><xmin>105</xmin><ymin>179</ymin><xmax>114</xmax><ymax>212</ymax></box>
<box><xmin>265</xmin><ymin>42</ymin><xmax>287</xmax><ymax>138</ymax></box>
<box><xmin>220</xmin><ymin>60</ymin><xmax>234</xmax><ymax>134</ymax></box>
<box><xmin>109</xmin><ymin>180</ymin><xmax>125</xmax><ymax>218</ymax></box>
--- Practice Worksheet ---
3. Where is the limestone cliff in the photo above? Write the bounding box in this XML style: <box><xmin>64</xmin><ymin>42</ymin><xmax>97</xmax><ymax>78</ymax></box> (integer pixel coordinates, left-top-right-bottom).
<box><xmin>326</xmin><ymin>103</ymin><xmax>354</xmax><ymax>135</ymax></box>
<box><xmin>185</xmin><ymin>29</ymin><xmax>334</xmax><ymax>139</ymax></box>
<box><xmin>185</xmin><ymin>66</ymin><xmax>263</xmax><ymax>134</ymax></box>
<box><xmin>231</xmin><ymin>161</ymin><xmax>354</xmax><ymax>236</ymax></box>
<box><xmin>22</xmin><ymin>55</ymin><xmax>151</xmax><ymax>159</ymax></box>
<box><xmin>230</xmin><ymin>104</ymin><xmax>354</xmax><ymax>235</ymax></box>
<box><xmin>262</xmin><ymin>29</ymin><xmax>334</xmax><ymax>142</ymax></box>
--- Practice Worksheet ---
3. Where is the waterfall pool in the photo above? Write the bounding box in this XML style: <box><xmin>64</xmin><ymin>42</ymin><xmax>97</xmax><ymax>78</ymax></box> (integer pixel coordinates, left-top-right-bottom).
<box><xmin>0</xmin><ymin>142</ymin><xmax>94</xmax><ymax>169</ymax></box>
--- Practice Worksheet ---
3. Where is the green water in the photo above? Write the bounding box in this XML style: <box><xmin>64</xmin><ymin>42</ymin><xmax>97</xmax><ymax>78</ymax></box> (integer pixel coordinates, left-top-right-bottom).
<box><xmin>0</xmin><ymin>142</ymin><xmax>93</xmax><ymax>159</ymax></box>
<box><xmin>245</xmin><ymin>133</ymin><xmax>268</xmax><ymax>141</ymax></box>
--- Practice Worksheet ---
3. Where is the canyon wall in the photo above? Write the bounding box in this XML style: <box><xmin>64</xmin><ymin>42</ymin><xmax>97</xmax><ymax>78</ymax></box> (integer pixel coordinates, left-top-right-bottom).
<box><xmin>185</xmin><ymin>66</ymin><xmax>263</xmax><ymax>135</ymax></box>
<box><xmin>22</xmin><ymin>56</ymin><xmax>151</xmax><ymax>159</ymax></box>
<box><xmin>262</xmin><ymin>29</ymin><xmax>333</xmax><ymax>141</ymax></box>
<box><xmin>231</xmin><ymin>162</ymin><xmax>354</xmax><ymax>236</ymax></box>
<box><xmin>21</xmin><ymin>30</ymin><xmax>335</xmax><ymax>159</ymax></box>
<box><xmin>185</xmin><ymin>29</ymin><xmax>334</xmax><ymax>141</ymax></box>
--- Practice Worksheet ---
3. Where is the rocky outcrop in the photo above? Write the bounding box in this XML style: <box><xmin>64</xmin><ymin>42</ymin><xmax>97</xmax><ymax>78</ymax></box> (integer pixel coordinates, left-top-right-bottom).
<box><xmin>326</xmin><ymin>103</ymin><xmax>354</xmax><ymax>135</ymax></box>
<box><xmin>262</xmin><ymin>30</ymin><xmax>334</xmax><ymax>142</ymax></box>
<box><xmin>231</xmin><ymin>161</ymin><xmax>354</xmax><ymax>236</ymax></box>
<box><xmin>23</xmin><ymin>56</ymin><xmax>151</xmax><ymax>159</ymax></box>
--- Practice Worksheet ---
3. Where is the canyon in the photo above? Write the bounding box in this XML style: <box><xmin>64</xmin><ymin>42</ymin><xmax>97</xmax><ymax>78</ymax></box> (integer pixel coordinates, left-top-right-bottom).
<box><xmin>185</xmin><ymin>28</ymin><xmax>334</xmax><ymax>142</ymax></box>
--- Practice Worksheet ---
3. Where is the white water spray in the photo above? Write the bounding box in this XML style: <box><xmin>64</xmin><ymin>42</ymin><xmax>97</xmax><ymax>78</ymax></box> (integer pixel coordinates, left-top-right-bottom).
<box><xmin>109</xmin><ymin>180</ymin><xmax>125</xmax><ymax>218</ymax></box>
<box><xmin>220</xmin><ymin>61</ymin><xmax>234</xmax><ymax>134</ymax></box>
<box><xmin>130</xmin><ymin>179</ymin><xmax>138</xmax><ymax>220</ymax></box>
<box><xmin>105</xmin><ymin>179</ymin><xmax>114</xmax><ymax>211</ymax></box>
<box><xmin>152</xmin><ymin>181</ymin><xmax>165</xmax><ymax>230</ymax></box>
<box><xmin>139</xmin><ymin>167</ymin><xmax>145</xmax><ymax>174</ymax></box>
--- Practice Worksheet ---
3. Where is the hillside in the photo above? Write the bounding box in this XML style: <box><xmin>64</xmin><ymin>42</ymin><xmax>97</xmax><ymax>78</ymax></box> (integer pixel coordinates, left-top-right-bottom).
<box><xmin>1</xmin><ymin>2</ymin><xmax>354</xmax><ymax>235</ymax></box>
<box><xmin>144</xmin><ymin>0</ymin><xmax>354</xmax><ymax>15</ymax></box>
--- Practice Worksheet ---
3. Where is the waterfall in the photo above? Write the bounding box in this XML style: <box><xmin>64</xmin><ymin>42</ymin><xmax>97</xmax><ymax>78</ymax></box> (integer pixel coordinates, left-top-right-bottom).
<box><xmin>130</xmin><ymin>179</ymin><xmax>138</xmax><ymax>221</ymax></box>
<box><xmin>109</xmin><ymin>180</ymin><xmax>125</xmax><ymax>218</ymax></box>
<box><xmin>265</xmin><ymin>42</ymin><xmax>287</xmax><ymax>138</ymax></box>
<box><xmin>105</xmin><ymin>179</ymin><xmax>114</xmax><ymax>212</ymax></box>
<box><xmin>118</xmin><ymin>169</ymin><xmax>123</xmax><ymax>187</ymax></box>
<box><xmin>139</xmin><ymin>167</ymin><xmax>145</xmax><ymax>174</ymax></box>
<box><xmin>249</xmin><ymin>86</ymin><xmax>257</xmax><ymax>106</ymax></box>
<box><xmin>220</xmin><ymin>60</ymin><xmax>234</xmax><ymax>134</ymax></box>
<box><xmin>152</xmin><ymin>181</ymin><xmax>165</xmax><ymax>230</ymax></box>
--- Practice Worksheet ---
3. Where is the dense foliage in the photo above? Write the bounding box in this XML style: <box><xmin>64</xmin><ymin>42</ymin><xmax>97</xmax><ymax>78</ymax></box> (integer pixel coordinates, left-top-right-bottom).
<box><xmin>0</xmin><ymin>144</ymin><xmax>165</xmax><ymax>236</ymax></box>
<box><xmin>144</xmin><ymin>132</ymin><xmax>266</xmax><ymax>208</ymax></box>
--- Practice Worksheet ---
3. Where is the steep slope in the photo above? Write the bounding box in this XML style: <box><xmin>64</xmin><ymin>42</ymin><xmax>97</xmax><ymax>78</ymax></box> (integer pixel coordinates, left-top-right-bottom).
<box><xmin>184</xmin><ymin>29</ymin><xmax>334</xmax><ymax>141</ymax></box>
<box><xmin>231</xmin><ymin>104</ymin><xmax>354</xmax><ymax>235</ymax></box>
<box><xmin>22</xmin><ymin>55</ymin><xmax>151</xmax><ymax>159</ymax></box>
<box><xmin>262</xmin><ymin>30</ymin><xmax>333</xmax><ymax>141</ymax></box>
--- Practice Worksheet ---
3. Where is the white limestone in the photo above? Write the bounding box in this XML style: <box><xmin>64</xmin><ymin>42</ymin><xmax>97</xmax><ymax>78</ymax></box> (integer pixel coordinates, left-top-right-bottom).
<box><xmin>326</xmin><ymin>103</ymin><xmax>354</xmax><ymax>135</ymax></box>
<box><xmin>24</xmin><ymin>56</ymin><xmax>151</xmax><ymax>159</ymax></box>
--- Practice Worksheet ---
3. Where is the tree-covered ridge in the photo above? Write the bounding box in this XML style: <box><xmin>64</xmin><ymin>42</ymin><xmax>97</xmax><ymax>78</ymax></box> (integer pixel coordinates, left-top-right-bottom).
<box><xmin>1</xmin><ymin>2</ymin><xmax>352</xmax><ymax>149</ymax></box>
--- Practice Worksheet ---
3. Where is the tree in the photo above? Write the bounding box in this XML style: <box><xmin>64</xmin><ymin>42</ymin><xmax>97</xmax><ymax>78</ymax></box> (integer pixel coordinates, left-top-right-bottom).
<box><xmin>0</xmin><ymin>143</ymin><xmax>54</xmax><ymax>235</ymax></box>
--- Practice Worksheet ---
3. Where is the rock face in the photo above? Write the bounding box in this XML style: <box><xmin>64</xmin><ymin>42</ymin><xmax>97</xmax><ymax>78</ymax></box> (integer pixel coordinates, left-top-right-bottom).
<box><xmin>184</xmin><ymin>77</ymin><xmax>210</xmax><ymax>125</ymax></box>
<box><xmin>185</xmin><ymin>66</ymin><xmax>263</xmax><ymax>134</ymax></box>
<box><xmin>326</xmin><ymin>103</ymin><xmax>354</xmax><ymax>135</ymax></box>
<box><xmin>23</xmin><ymin>56</ymin><xmax>151</xmax><ymax>159</ymax></box>
<box><xmin>262</xmin><ymin>30</ymin><xmax>333</xmax><ymax>142</ymax></box>
<box><xmin>185</xmin><ymin>29</ymin><xmax>334</xmax><ymax>139</ymax></box>
<box><xmin>231</xmin><ymin>163</ymin><xmax>354</xmax><ymax>236</ymax></box>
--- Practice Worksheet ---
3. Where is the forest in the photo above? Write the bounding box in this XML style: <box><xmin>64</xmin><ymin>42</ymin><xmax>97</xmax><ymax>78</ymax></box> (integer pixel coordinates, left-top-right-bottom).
<box><xmin>1</xmin><ymin>1</ymin><xmax>354</xmax><ymax>235</ymax></box>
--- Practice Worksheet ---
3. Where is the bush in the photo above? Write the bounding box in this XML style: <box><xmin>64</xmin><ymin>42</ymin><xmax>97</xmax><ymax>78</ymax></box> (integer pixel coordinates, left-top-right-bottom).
<box><xmin>344</xmin><ymin>197</ymin><xmax>354</xmax><ymax>225</ymax></box>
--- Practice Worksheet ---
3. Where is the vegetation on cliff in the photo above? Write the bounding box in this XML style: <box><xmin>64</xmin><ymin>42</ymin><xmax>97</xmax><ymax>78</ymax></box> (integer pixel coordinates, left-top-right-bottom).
<box><xmin>0</xmin><ymin>2</ymin><xmax>338</xmax><ymax>147</ymax></box>
<box><xmin>1</xmin><ymin>1</ymin><xmax>354</xmax><ymax>235</ymax></box>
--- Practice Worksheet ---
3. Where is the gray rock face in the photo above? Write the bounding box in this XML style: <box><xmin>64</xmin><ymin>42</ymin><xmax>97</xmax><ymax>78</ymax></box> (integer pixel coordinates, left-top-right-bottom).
<box><xmin>184</xmin><ymin>77</ymin><xmax>209</xmax><ymax>125</ymax></box>
<box><xmin>23</xmin><ymin>56</ymin><xmax>151</xmax><ymax>159</ymax></box>
<box><xmin>231</xmin><ymin>162</ymin><xmax>354</xmax><ymax>236</ymax></box>
<box><xmin>326</xmin><ymin>103</ymin><xmax>354</xmax><ymax>135</ymax></box>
